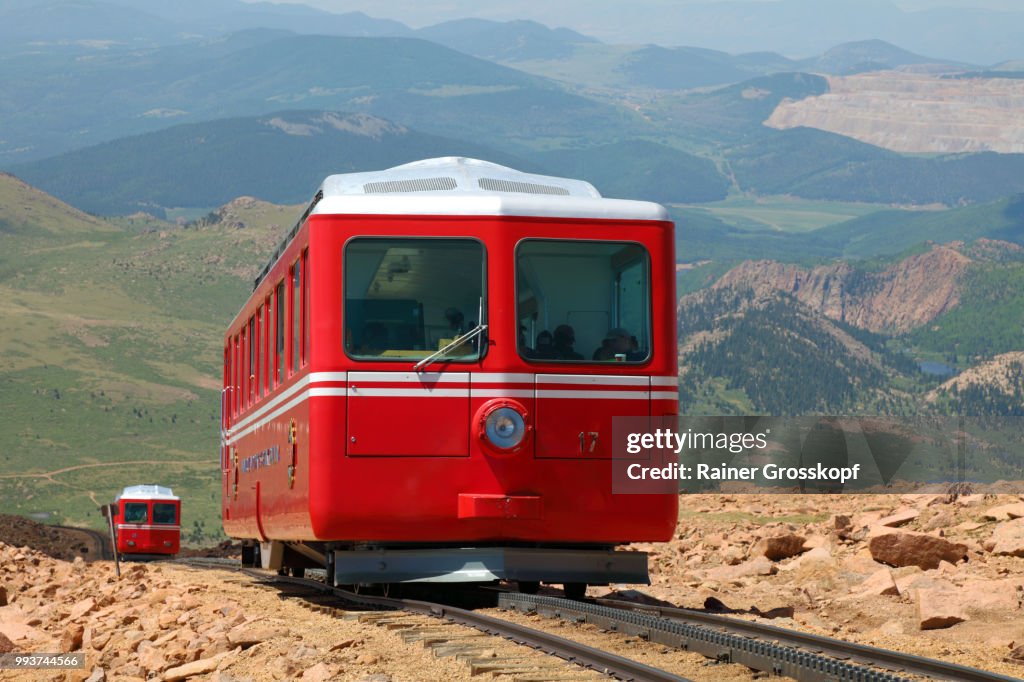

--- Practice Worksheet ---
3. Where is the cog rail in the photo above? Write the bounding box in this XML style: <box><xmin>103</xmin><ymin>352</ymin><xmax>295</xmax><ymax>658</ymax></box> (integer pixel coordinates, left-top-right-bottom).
<box><xmin>500</xmin><ymin>593</ymin><xmax>1020</xmax><ymax>682</ymax></box>
<box><xmin>183</xmin><ymin>560</ymin><xmax>694</xmax><ymax>682</ymax></box>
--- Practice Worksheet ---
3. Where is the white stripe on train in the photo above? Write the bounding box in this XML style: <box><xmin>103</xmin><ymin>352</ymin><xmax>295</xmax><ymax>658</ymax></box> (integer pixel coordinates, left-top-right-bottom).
<box><xmin>116</xmin><ymin>524</ymin><xmax>181</xmax><ymax>531</ymax></box>
<box><xmin>225</xmin><ymin>375</ymin><xmax>678</xmax><ymax>445</ymax></box>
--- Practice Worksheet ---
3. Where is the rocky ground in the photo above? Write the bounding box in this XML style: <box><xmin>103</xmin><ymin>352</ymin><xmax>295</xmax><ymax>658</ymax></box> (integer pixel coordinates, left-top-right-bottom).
<box><xmin>633</xmin><ymin>492</ymin><xmax>1024</xmax><ymax>678</ymax></box>
<box><xmin>2</xmin><ymin>494</ymin><xmax>1024</xmax><ymax>681</ymax></box>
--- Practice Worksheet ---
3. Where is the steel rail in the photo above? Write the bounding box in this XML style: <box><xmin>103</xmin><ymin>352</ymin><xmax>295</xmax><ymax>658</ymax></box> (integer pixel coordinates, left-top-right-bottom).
<box><xmin>222</xmin><ymin>567</ymin><xmax>694</xmax><ymax>682</ymax></box>
<box><xmin>181</xmin><ymin>560</ymin><xmax>1016</xmax><ymax>682</ymax></box>
<box><xmin>52</xmin><ymin>524</ymin><xmax>116</xmax><ymax>562</ymax></box>
<box><xmin>499</xmin><ymin>593</ymin><xmax>1021</xmax><ymax>682</ymax></box>
<box><xmin>400</xmin><ymin>596</ymin><xmax>691</xmax><ymax>682</ymax></box>
<box><xmin>593</xmin><ymin>596</ymin><xmax>1022</xmax><ymax>682</ymax></box>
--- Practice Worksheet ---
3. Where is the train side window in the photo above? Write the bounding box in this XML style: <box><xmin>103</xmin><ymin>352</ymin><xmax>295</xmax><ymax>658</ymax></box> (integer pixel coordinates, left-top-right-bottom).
<box><xmin>292</xmin><ymin>259</ymin><xmax>301</xmax><ymax>374</ymax></box>
<box><xmin>242</xmin><ymin>325</ymin><xmax>249</xmax><ymax>408</ymax></box>
<box><xmin>302</xmin><ymin>248</ymin><xmax>310</xmax><ymax>366</ymax></box>
<box><xmin>276</xmin><ymin>282</ymin><xmax>285</xmax><ymax>385</ymax></box>
<box><xmin>256</xmin><ymin>309</ymin><xmax>263</xmax><ymax>398</ymax></box>
<box><xmin>153</xmin><ymin>503</ymin><xmax>177</xmax><ymax>524</ymax></box>
<box><xmin>248</xmin><ymin>316</ymin><xmax>256</xmax><ymax>405</ymax></box>
<box><xmin>516</xmin><ymin>240</ymin><xmax>651</xmax><ymax>364</ymax></box>
<box><xmin>263</xmin><ymin>296</ymin><xmax>272</xmax><ymax>395</ymax></box>
<box><xmin>233</xmin><ymin>334</ymin><xmax>241</xmax><ymax>416</ymax></box>
<box><xmin>123</xmin><ymin>503</ymin><xmax>147</xmax><ymax>524</ymax></box>
<box><xmin>344</xmin><ymin>238</ymin><xmax>485</xmax><ymax>361</ymax></box>
<box><xmin>223</xmin><ymin>345</ymin><xmax>230</xmax><ymax>425</ymax></box>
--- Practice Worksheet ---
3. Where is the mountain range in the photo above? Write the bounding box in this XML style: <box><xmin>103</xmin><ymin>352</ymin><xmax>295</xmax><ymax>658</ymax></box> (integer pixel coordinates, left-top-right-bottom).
<box><xmin>0</xmin><ymin>30</ymin><xmax>649</xmax><ymax>164</ymax></box>
<box><xmin>286</xmin><ymin>0</ymin><xmax>1024</xmax><ymax>65</ymax></box>
<box><xmin>678</xmin><ymin>239</ymin><xmax>1024</xmax><ymax>415</ymax></box>
<box><xmin>8</xmin><ymin>112</ymin><xmax>733</xmax><ymax>216</ymax></box>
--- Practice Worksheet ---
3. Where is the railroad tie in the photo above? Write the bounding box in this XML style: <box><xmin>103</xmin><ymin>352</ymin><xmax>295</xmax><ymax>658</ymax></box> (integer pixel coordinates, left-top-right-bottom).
<box><xmin>363</xmin><ymin>611</ymin><xmax>606</xmax><ymax>681</ymax></box>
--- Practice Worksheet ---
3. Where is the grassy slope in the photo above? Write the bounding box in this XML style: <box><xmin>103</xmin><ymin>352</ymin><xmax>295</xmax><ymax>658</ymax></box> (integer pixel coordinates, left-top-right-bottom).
<box><xmin>0</xmin><ymin>175</ymin><xmax>295</xmax><ymax>538</ymax></box>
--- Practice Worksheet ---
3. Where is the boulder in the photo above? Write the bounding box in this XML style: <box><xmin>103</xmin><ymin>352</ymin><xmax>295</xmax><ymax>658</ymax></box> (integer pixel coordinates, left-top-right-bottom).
<box><xmin>868</xmin><ymin>531</ymin><xmax>967</xmax><ymax>569</ymax></box>
<box><xmin>957</xmin><ymin>580</ymin><xmax>1022</xmax><ymax>612</ymax></box>
<box><xmin>983</xmin><ymin>503</ymin><xmax>1024</xmax><ymax>521</ymax></box>
<box><xmin>721</xmin><ymin>545</ymin><xmax>744</xmax><ymax>565</ymax></box>
<box><xmin>226</xmin><ymin>625</ymin><xmax>287</xmax><ymax>650</ymax></box>
<box><xmin>302</xmin><ymin>663</ymin><xmax>338</xmax><ymax>682</ymax></box>
<box><xmin>753</xmin><ymin>534</ymin><xmax>807</xmax><ymax>561</ymax></box>
<box><xmin>137</xmin><ymin>641</ymin><xmax>169</xmax><ymax>673</ymax></box>
<box><xmin>70</xmin><ymin>597</ymin><xmax>97</xmax><ymax>621</ymax></box>
<box><xmin>704</xmin><ymin>555</ymin><xmax>775</xmax><ymax>582</ymax></box>
<box><xmin>61</xmin><ymin>623</ymin><xmax>85</xmax><ymax>652</ymax></box>
<box><xmin>923</xmin><ymin>511</ymin><xmax>954</xmax><ymax>531</ymax></box>
<box><xmin>162</xmin><ymin>650</ymin><xmax>237</xmax><ymax>682</ymax></box>
<box><xmin>991</xmin><ymin>518</ymin><xmax>1024</xmax><ymax>557</ymax></box>
<box><xmin>852</xmin><ymin>568</ymin><xmax>899</xmax><ymax>598</ymax></box>
<box><xmin>780</xmin><ymin>547</ymin><xmax>835</xmax><ymax>572</ymax></box>
<box><xmin>917</xmin><ymin>588</ymin><xmax>967</xmax><ymax>630</ymax></box>
<box><xmin>875</xmin><ymin>508</ymin><xmax>919</xmax><ymax>527</ymax></box>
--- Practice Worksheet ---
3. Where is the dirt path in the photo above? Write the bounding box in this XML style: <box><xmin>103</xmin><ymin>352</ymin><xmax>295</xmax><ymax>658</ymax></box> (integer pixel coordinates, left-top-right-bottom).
<box><xmin>0</xmin><ymin>459</ymin><xmax>209</xmax><ymax>481</ymax></box>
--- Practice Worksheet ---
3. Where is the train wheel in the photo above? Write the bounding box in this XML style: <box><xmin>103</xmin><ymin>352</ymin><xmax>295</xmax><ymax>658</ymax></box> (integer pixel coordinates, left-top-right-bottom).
<box><xmin>518</xmin><ymin>581</ymin><xmax>540</xmax><ymax>595</ymax></box>
<box><xmin>563</xmin><ymin>583</ymin><xmax>587</xmax><ymax>600</ymax></box>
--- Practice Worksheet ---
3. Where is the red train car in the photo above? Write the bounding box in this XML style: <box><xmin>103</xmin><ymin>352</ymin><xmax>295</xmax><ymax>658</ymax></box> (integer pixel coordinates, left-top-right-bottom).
<box><xmin>112</xmin><ymin>485</ymin><xmax>181</xmax><ymax>559</ymax></box>
<box><xmin>221</xmin><ymin>158</ymin><xmax>678</xmax><ymax>593</ymax></box>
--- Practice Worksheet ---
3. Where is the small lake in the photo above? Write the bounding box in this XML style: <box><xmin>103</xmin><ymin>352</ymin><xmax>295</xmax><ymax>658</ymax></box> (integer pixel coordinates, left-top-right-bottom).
<box><xmin>918</xmin><ymin>361</ymin><xmax>957</xmax><ymax>377</ymax></box>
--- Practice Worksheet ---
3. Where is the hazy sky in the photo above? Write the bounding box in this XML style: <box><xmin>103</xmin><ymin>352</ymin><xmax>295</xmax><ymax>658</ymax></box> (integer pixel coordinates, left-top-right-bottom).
<box><xmin>247</xmin><ymin>0</ymin><xmax>1024</xmax><ymax>29</ymax></box>
<box><xmin>241</xmin><ymin>0</ymin><xmax>1024</xmax><ymax>62</ymax></box>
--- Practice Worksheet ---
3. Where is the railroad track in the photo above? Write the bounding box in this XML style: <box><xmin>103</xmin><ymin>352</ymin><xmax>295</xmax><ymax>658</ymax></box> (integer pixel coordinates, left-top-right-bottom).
<box><xmin>179</xmin><ymin>559</ymin><xmax>1022</xmax><ymax>682</ymax></box>
<box><xmin>179</xmin><ymin>559</ymin><xmax>694</xmax><ymax>681</ymax></box>
<box><xmin>52</xmin><ymin>524</ymin><xmax>114</xmax><ymax>561</ymax></box>
<box><xmin>501</xmin><ymin>593</ymin><xmax>1024</xmax><ymax>682</ymax></box>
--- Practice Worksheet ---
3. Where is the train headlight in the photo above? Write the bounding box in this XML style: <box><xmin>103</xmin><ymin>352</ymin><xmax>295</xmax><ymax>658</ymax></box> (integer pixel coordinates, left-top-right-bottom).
<box><xmin>476</xmin><ymin>400</ymin><xmax>530</xmax><ymax>454</ymax></box>
<box><xmin>486</xmin><ymin>408</ymin><xmax>524</xmax><ymax>448</ymax></box>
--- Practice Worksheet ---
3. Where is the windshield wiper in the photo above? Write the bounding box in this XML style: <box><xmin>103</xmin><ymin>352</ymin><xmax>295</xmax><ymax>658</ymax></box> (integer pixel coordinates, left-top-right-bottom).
<box><xmin>413</xmin><ymin>323</ymin><xmax>487</xmax><ymax>373</ymax></box>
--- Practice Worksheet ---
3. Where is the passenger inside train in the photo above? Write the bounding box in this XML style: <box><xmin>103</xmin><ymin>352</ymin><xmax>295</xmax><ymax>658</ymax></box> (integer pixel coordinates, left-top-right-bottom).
<box><xmin>553</xmin><ymin>325</ymin><xmax>583</xmax><ymax>360</ymax></box>
<box><xmin>516</xmin><ymin>240</ymin><xmax>651</xmax><ymax>364</ymax></box>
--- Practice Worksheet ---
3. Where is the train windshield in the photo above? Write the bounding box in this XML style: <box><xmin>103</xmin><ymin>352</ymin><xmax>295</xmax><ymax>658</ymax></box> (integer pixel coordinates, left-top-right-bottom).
<box><xmin>123</xmin><ymin>503</ymin><xmax>148</xmax><ymax>523</ymax></box>
<box><xmin>344</xmin><ymin>238</ymin><xmax>485</xmax><ymax>361</ymax></box>
<box><xmin>517</xmin><ymin>240</ymin><xmax>651</xmax><ymax>363</ymax></box>
<box><xmin>153</xmin><ymin>503</ymin><xmax>177</xmax><ymax>524</ymax></box>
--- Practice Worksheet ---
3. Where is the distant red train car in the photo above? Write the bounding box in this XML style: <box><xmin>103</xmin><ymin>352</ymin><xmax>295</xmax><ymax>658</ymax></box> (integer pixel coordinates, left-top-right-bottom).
<box><xmin>220</xmin><ymin>158</ymin><xmax>678</xmax><ymax>594</ymax></box>
<box><xmin>112</xmin><ymin>485</ymin><xmax>181</xmax><ymax>559</ymax></box>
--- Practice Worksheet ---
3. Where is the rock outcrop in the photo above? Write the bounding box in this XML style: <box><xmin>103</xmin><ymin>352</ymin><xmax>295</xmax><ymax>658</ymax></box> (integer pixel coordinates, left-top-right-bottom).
<box><xmin>766</xmin><ymin>72</ymin><xmax>1024</xmax><ymax>154</ymax></box>
<box><xmin>712</xmin><ymin>243</ymin><xmax>972</xmax><ymax>333</ymax></box>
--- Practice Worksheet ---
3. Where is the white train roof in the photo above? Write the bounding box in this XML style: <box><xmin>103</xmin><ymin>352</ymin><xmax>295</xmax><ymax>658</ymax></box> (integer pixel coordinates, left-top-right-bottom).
<box><xmin>116</xmin><ymin>484</ymin><xmax>179</xmax><ymax>501</ymax></box>
<box><xmin>311</xmin><ymin>157</ymin><xmax>669</xmax><ymax>221</ymax></box>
